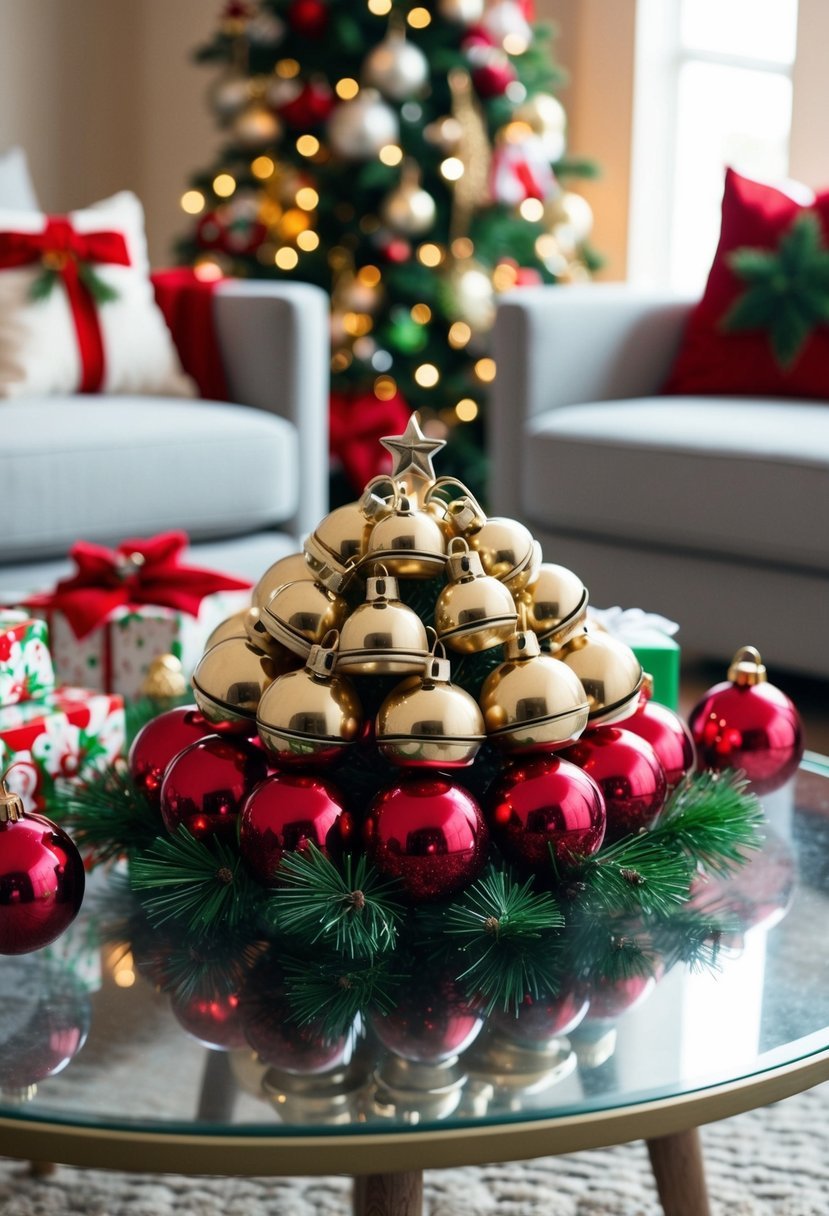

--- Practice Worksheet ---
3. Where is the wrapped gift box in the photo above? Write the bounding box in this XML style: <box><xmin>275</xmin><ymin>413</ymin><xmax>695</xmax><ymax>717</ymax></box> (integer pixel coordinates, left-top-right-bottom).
<box><xmin>588</xmin><ymin>607</ymin><xmax>680</xmax><ymax>711</ymax></box>
<box><xmin>0</xmin><ymin>610</ymin><xmax>55</xmax><ymax>708</ymax></box>
<box><xmin>0</xmin><ymin>686</ymin><xmax>125</xmax><ymax>813</ymax></box>
<box><xmin>27</xmin><ymin>590</ymin><xmax>250</xmax><ymax>702</ymax></box>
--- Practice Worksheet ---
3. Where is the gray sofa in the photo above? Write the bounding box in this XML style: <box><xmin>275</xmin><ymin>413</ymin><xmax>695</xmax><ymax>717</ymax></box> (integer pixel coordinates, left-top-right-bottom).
<box><xmin>490</xmin><ymin>284</ymin><xmax>829</xmax><ymax>677</ymax></box>
<box><xmin>0</xmin><ymin>146</ymin><xmax>328</xmax><ymax>598</ymax></box>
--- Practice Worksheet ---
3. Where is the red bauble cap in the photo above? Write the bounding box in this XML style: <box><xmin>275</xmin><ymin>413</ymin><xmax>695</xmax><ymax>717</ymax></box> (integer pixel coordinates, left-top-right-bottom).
<box><xmin>0</xmin><ymin>786</ymin><xmax>85</xmax><ymax>955</ymax></box>
<box><xmin>562</xmin><ymin>726</ymin><xmax>668</xmax><ymax>843</ymax></box>
<box><xmin>160</xmin><ymin>735</ymin><xmax>268</xmax><ymax>841</ymax></box>
<box><xmin>688</xmin><ymin>646</ymin><xmax>804</xmax><ymax>794</ymax></box>
<box><xmin>624</xmin><ymin>687</ymin><xmax>696</xmax><ymax>790</ymax></box>
<box><xmin>363</xmin><ymin>778</ymin><xmax>488</xmax><ymax>903</ymax></box>
<box><xmin>488</xmin><ymin>754</ymin><xmax>606</xmax><ymax>872</ymax></box>
<box><xmin>128</xmin><ymin>706</ymin><xmax>215</xmax><ymax>805</ymax></box>
<box><xmin>238</xmin><ymin>771</ymin><xmax>352</xmax><ymax>886</ymax></box>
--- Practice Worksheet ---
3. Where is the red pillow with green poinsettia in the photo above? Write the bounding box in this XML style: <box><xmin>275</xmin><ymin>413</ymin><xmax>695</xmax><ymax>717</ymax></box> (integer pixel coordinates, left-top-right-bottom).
<box><xmin>664</xmin><ymin>167</ymin><xmax>829</xmax><ymax>397</ymax></box>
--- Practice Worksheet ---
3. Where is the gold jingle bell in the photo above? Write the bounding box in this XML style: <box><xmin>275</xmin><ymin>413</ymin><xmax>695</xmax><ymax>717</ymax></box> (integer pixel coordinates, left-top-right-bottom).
<box><xmin>259</xmin><ymin>573</ymin><xmax>350</xmax><ymax>659</ymax></box>
<box><xmin>244</xmin><ymin>606</ymin><xmax>303</xmax><ymax>666</ymax></box>
<box><xmin>364</xmin><ymin>489</ymin><xmax>447</xmax><ymax>579</ymax></box>
<box><xmin>252</xmin><ymin>551</ymin><xmax>314</xmax><ymax>611</ymax></box>
<box><xmin>192</xmin><ymin>635</ymin><xmax>287</xmax><ymax>732</ymax></box>
<box><xmin>556</xmin><ymin>629</ymin><xmax>643</xmax><ymax>725</ymax></box>
<box><xmin>428</xmin><ymin>480</ymin><xmax>536</xmax><ymax>591</ymax></box>
<box><xmin>515</xmin><ymin>562</ymin><xmax>588</xmax><ymax>645</ymax></box>
<box><xmin>375</xmin><ymin>642</ymin><xmax>485</xmax><ymax>768</ymax></box>
<box><xmin>257</xmin><ymin>631</ymin><xmax>363</xmax><ymax>767</ymax></box>
<box><xmin>434</xmin><ymin>537</ymin><xmax>518</xmax><ymax>653</ymax></box>
<box><xmin>304</xmin><ymin>477</ymin><xmax>396</xmax><ymax>586</ymax></box>
<box><xmin>140</xmin><ymin>654</ymin><xmax>188</xmax><ymax>700</ymax></box>
<box><xmin>337</xmin><ymin>567</ymin><xmax>430</xmax><ymax>675</ymax></box>
<box><xmin>204</xmin><ymin>609</ymin><xmax>252</xmax><ymax>651</ymax></box>
<box><xmin>480</xmin><ymin>631</ymin><xmax>590</xmax><ymax>754</ymax></box>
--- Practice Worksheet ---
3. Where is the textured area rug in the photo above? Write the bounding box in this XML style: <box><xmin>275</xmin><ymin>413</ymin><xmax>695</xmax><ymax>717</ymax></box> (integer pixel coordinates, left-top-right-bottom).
<box><xmin>2</xmin><ymin>1083</ymin><xmax>829</xmax><ymax>1216</ymax></box>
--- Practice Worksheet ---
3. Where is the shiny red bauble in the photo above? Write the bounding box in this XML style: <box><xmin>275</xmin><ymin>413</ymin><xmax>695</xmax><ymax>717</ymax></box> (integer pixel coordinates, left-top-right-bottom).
<box><xmin>488</xmin><ymin>755</ymin><xmax>606</xmax><ymax>872</ymax></box>
<box><xmin>288</xmin><ymin>0</ymin><xmax>328</xmax><ymax>37</ymax></box>
<box><xmin>160</xmin><ymin>735</ymin><xmax>268</xmax><ymax>841</ymax></box>
<box><xmin>370</xmin><ymin>974</ymin><xmax>483</xmax><ymax>1064</ymax></box>
<box><xmin>128</xmin><ymin>705</ymin><xmax>215</xmax><ymax>805</ymax></box>
<box><xmin>278</xmin><ymin>81</ymin><xmax>335</xmax><ymax>127</ymax></box>
<box><xmin>363</xmin><ymin>778</ymin><xmax>488</xmax><ymax>904</ymax></box>
<box><xmin>689</xmin><ymin>656</ymin><xmax>804</xmax><ymax>794</ymax></box>
<box><xmin>623</xmin><ymin>691</ymin><xmax>696</xmax><ymax>790</ymax></box>
<box><xmin>0</xmin><ymin>813</ymin><xmax>85</xmax><ymax>954</ymax></box>
<box><xmin>170</xmin><ymin>987</ymin><xmax>248</xmax><ymax>1051</ymax></box>
<box><xmin>562</xmin><ymin>726</ymin><xmax>667</xmax><ymax>843</ymax></box>
<box><xmin>238</xmin><ymin>772</ymin><xmax>353</xmax><ymax>886</ymax></box>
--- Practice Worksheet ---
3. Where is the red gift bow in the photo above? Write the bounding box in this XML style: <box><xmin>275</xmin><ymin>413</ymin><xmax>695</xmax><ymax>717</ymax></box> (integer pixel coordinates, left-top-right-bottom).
<box><xmin>28</xmin><ymin>531</ymin><xmax>252</xmax><ymax>640</ymax></box>
<box><xmin>329</xmin><ymin>389</ymin><xmax>412</xmax><ymax>492</ymax></box>
<box><xmin>0</xmin><ymin>216</ymin><xmax>131</xmax><ymax>393</ymax></box>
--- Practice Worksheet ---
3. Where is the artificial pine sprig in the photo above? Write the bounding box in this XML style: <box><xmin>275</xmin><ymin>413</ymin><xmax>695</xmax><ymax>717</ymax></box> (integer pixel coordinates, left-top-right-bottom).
<box><xmin>273</xmin><ymin>845</ymin><xmax>405</xmax><ymax>958</ymax></box>
<box><xmin>435</xmin><ymin>865</ymin><xmax>564</xmax><ymax>1014</ymax></box>
<box><xmin>653</xmin><ymin>770</ymin><xmax>765</xmax><ymax>876</ymax></box>
<box><xmin>129</xmin><ymin>827</ymin><xmax>263</xmax><ymax>933</ymax></box>
<box><xmin>648</xmin><ymin>906</ymin><xmax>734</xmax><ymax>974</ymax></box>
<box><xmin>49</xmin><ymin>763</ymin><xmax>163</xmax><ymax>863</ymax></box>
<box><xmin>281</xmin><ymin>953</ymin><xmax>404</xmax><ymax>1038</ymax></box>
<box><xmin>575</xmin><ymin>832</ymin><xmax>694</xmax><ymax>919</ymax></box>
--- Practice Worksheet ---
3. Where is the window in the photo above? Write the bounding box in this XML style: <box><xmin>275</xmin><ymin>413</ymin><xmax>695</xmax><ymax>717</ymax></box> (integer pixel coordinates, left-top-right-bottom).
<box><xmin>628</xmin><ymin>0</ymin><xmax>799</xmax><ymax>292</ymax></box>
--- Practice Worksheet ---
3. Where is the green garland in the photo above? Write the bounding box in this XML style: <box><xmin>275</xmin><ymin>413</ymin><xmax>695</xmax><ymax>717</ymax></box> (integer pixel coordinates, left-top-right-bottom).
<box><xmin>51</xmin><ymin>765</ymin><xmax>764</xmax><ymax>1029</ymax></box>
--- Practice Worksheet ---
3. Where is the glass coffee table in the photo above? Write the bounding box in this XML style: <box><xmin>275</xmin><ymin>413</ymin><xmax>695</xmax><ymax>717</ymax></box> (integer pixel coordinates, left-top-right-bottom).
<box><xmin>2</xmin><ymin>757</ymin><xmax>829</xmax><ymax>1216</ymax></box>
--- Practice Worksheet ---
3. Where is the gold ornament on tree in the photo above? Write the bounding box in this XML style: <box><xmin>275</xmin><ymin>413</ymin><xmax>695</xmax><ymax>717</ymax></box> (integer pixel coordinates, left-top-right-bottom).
<box><xmin>447</xmin><ymin>68</ymin><xmax>491</xmax><ymax>241</ymax></box>
<box><xmin>556</xmin><ymin>629</ymin><xmax>643</xmax><ymax>725</ymax></box>
<box><xmin>381</xmin><ymin>162</ymin><xmax>437</xmax><ymax>237</ymax></box>
<box><xmin>434</xmin><ymin>537</ymin><xmax>518</xmax><ymax>653</ymax></box>
<box><xmin>140</xmin><ymin>654</ymin><xmax>188</xmax><ymax>701</ymax></box>
<box><xmin>337</xmin><ymin>567</ymin><xmax>430</xmax><ymax>675</ymax></box>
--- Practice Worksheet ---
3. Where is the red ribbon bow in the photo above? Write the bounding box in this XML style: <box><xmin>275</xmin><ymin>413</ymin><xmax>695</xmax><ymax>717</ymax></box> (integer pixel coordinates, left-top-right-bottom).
<box><xmin>28</xmin><ymin>531</ymin><xmax>251</xmax><ymax>639</ymax></box>
<box><xmin>0</xmin><ymin>216</ymin><xmax>131</xmax><ymax>393</ymax></box>
<box><xmin>329</xmin><ymin>390</ymin><xmax>413</xmax><ymax>493</ymax></box>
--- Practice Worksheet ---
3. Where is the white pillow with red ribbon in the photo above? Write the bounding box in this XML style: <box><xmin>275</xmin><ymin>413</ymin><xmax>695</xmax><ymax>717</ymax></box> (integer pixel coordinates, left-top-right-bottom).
<box><xmin>0</xmin><ymin>191</ymin><xmax>194</xmax><ymax>398</ymax></box>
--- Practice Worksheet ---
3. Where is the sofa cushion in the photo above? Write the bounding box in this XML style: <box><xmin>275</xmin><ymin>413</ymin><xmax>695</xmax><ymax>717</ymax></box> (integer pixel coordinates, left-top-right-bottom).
<box><xmin>524</xmin><ymin>398</ymin><xmax>829</xmax><ymax>572</ymax></box>
<box><xmin>0</xmin><ymin>147</ymin><xmax>39</xmax><ymax>211</ymax></box>
<box><xmin>0</xmin><ymin>397</ymin><xmax>297</xmax><ymax>560</ymax></box>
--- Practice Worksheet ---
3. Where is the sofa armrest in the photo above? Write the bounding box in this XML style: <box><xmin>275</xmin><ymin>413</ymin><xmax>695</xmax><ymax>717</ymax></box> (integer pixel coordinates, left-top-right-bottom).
<box><xmin>489</xmin><ymin>284</ymin><xmax>695</xmax><ymax>519</ymax></box>
<box><xmin>213</xmin><ymin>280</ymin><xmax>329</xmax><ymax>542</ymax></box>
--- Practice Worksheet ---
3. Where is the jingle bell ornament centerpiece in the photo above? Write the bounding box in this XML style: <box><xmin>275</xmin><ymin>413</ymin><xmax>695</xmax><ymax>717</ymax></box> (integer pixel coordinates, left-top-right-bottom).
<box><xmin>689</xmin><ymin>646</ymin><xmax>804</xmax><ymax>794</ymax></box>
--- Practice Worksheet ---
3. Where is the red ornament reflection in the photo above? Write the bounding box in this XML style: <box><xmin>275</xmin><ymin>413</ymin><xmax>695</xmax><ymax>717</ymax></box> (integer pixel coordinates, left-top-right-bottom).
<box><xmin>170</xmin><ymin>987</ymin><xmax>248</xmax><ymax>1051</ymax></box>
<box><xmin>370</xmin><ymin>974</ymin><xmax>483</xmax><ymax>1064</ymax></box>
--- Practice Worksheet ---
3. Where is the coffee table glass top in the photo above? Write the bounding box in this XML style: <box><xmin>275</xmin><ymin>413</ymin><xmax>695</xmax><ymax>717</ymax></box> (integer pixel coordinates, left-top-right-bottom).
<box><xmin>2</xmin><ymin>757</ymin><xmax>829</xmax><ymax>1140</ymax></box>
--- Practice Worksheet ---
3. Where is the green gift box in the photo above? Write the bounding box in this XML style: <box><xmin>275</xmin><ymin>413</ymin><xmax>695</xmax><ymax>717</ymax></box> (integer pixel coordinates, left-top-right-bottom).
<box><xmin>589</xmin><ymin>608</ymin><xmax>680</xmax><ymax>711</ymax></box>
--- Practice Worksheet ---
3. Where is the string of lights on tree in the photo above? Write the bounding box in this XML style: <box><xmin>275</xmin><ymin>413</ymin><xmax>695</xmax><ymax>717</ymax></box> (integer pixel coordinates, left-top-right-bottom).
<box><xmin>176</xmin><ymin>0</ymin><xmax>599</xmax><ymax>500</ymax></box>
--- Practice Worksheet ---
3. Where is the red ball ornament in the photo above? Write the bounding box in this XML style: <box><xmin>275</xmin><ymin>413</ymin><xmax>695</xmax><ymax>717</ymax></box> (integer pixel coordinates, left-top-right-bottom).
<box><xmin>363</xmin><ymin>778</ymin><xmax>488</xmax><ymax>903</ymax></box>
<box><xmin>288</xmin><ymin>0</ymin><xmax>328</xmax><ymax>37</ymax></box>
<box><xmin>0</xmin><ymin>786</ymin><xmax>85</xmax><ymax>955</ymax></box>
<box><xmin>238</xmin><ymin>772</ymin><xmax>353</xmax><ymax>886</ymax></box>
<box><xmin>488</xmin><ymin>755</ymin><xmax>606</xmax><ymax>872</ymax></box>
<box><xmin>241</xmin><ymin>956</ymin><xmax>352</xmax><ymax>1073</ymax></box>
<box><xmin>278</xmin><ymin>80</ymin><xmax>335</xmax><ymax>127</ymax></box>
<box><xmin>382</xmin><ymin>237</ymin><xmax>412</xmax><ymax>263</ymax></box>
<box><xmin>562</xmin><ymin>727</ymin><xmax>667</xmax><ymax>843</ymax></box>
<box><xmin>370</xmin><ymin>973</ymin><xmax>483</xmax><ymax>1064</ymax></box>
<box><xmin>160</xmin><ymin>736</ymin><xmax>268</xmax><ymax>841</ymax></box>
<box><xmin>170</xmin><ymin>987</ymin><xmax>248</xmax><ymax>1051</ymax></box>
<box><xmin>688</xmin><ymin>646</ymin><xmax>804</xmax><ymax>794</ymax></box>
<box><xmin>623</xmin><ymin>687</ymin><xmax>696</xmax><ymax>790</ymax></box>
<box><xmin>128</xmin><ymin>706</ymin><xmax>215</xmax><ymax>805</ymax></box>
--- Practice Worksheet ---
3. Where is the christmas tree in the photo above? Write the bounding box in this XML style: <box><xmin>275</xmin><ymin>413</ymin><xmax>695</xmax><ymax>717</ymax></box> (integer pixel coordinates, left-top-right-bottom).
<box><xmin>176</xmin><ymin>0</ymin><xmax>598</xmax><ymax>503</ymax></box>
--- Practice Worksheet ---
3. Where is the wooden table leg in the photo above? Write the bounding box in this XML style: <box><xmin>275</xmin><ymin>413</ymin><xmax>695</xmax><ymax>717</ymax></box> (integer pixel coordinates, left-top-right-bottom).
<box><xmin>353</xmin><ymin>1170</ymin><xmax>423</xmax><ymax>1216</ymax></box>
<box><xmin>647</xmin><ymin>1127</ymin><xmax>711</xmax><ymax>1216</ymax></box>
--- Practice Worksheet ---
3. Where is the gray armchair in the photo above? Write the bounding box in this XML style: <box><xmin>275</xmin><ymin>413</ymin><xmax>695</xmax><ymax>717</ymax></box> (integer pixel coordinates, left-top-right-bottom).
<box><xmin>0</xmin><ymin>278</ymin><xmax>329</xmax><ymax>594</ymax></box>
<box><xmin>490</xmin><ymin>284</ymin><xmax>829</xmax><ymax>677</ymax></box>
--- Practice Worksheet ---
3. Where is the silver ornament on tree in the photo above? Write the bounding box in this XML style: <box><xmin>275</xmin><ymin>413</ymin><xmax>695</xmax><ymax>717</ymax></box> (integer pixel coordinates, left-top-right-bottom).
<box><xmin>381</xmin><ymin>161</ymin><xmax>437</xmax><ymax>237</ymax></box>
<box><xmin>209</xmin><ymin>72</ymin><xmax>253</xmax><ymax>122</ymax></box>
<box><xmin>327</xmin><ymin>89</ymin><xmax>399</xmax><ymax>160</ymax></box>
<box><xmin>364</xmin><ymin>26</ymin><xmax>429</xmax><ymax>101</ymax></box>
<box><xmin>439</xmin><ymin>0</ymin><xmax>485</xmax><ymax>23</ymax></box>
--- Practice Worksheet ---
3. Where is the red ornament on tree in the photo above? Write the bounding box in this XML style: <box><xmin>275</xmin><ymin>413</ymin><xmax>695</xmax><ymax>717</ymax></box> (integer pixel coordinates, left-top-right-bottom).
<box><xmin>363</xmin><ymin>778</ymin><xmax>488</xmax><ymax>903</ymax></box>
<box><xmin>278</xmin><ymin>79</ymin><xmax>335</xmax><ymax>127</ymax></box>
<box><xmin>288</xmin><ymin>0</ymin><xmax>329</xmax><ymax>37</ymax></box>
<box><xmin>562</xmin><ymin>727</ymin><xmax>667</xmax><ymax>843</ymax></box>
<box><xmin>623</xmin><ymin>683</ymin><xmax>696</xmax><ymax>790</ymax></box>
<box><xmin>488</xmin><ymin>755</ymin><xmax>606</xmax><ymax>872</ymax></box>
<box><xmin>238</xmin><ymin>772</ymin><xmax>353</xmax><ymax>886</ymax></box>
<box><xmin>128</xmin><ymin>705</ymin><xmax>215</xmax><ymax>805</ymax></box>
<box><xmin>160</xmin><ymin>736</ymin><xmax>268</xmax><ymax>841</ymax></box>
<box><xmin>0</xmin><ymin>784</ymin><xmax>85</xmax><ymax>955</ymax></box>
<box><xmin>688</xmin><ymin>646</ymin><xmax>804</xmax><ymax>794</ymax></box>
<box><xmin>170</xmin><ymin>986</ymin><xmax>248</xmax><ymax>1051</ymax></box>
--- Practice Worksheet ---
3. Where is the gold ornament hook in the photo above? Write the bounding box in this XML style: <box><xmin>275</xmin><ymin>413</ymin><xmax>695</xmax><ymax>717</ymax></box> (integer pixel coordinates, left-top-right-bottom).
<box><xmin>728</xmin><ymin>646</ymin><xmax>767</xmax><ymax>686</ymax></box>
<box><xmin>0</xmin><ymin>778</ymin><xmax>25</xmax><ymax>824</ymax></box>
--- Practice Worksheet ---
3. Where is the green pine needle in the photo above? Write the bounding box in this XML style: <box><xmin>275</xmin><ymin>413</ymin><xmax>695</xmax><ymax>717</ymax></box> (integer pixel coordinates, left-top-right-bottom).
<box><xmin>129</xmin><ymin>827</ymin><xmax>262</xmax><ymax>933</ymax></box>
<box><xmin>157</xmin><ymin>928</ymin><xmax>262</xmax><ymax>1003</ymax></box>
<box><xmin>654</xmin><ymin>770</ymin><xmax>765</xmax><ymax>876</ymax></box>
<box><xmin>274</xmin><ymin>845</ymin><xmax>405</xmax><ymax>958</ymax></box>
<box><xmin>578</xmin><ymin>832</ymin><xmax>694</xmax><ymax>919</ymax></box>
<box><xmin>440</xmin><ymin>865</ymin><xmax>563</xmax><ymax>942</ymax></box>
<box><xmin>48</xmin><ymin>763</ymin><xmax>163</xmax><ymax>864</ymax></box>
<box><xmin>281</xmin><ymin>953</ymin><xmax>403</xmax><ymax>1038</ymax></box>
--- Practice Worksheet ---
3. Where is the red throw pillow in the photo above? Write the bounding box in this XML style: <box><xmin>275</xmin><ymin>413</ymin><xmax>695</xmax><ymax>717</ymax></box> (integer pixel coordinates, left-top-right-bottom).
<box><xmin>664</xmin><ymin>168</ymin><xmax>829</xmax><ymax>397</ymax></box>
